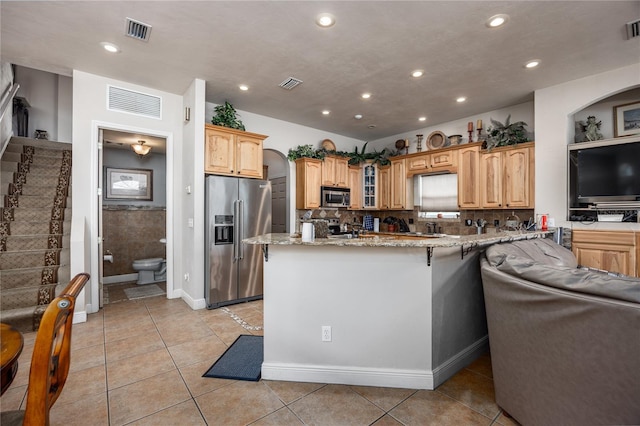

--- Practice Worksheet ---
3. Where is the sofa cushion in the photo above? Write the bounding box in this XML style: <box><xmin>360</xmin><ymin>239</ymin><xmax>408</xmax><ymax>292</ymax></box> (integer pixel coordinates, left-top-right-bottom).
<box><xmin>491</xmin><ymin>248</ymin><xmax>640</xmax><ymax>304</ymax></box>
<box><xmin>486</xmin><ymin>237</ymin><xmax>578</xmax><ymax>268</ymax></box>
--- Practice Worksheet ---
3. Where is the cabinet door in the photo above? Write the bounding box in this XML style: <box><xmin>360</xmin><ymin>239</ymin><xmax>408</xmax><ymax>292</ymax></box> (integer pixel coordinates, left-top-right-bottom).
<box><xmin>572</xmin><ymin>230</ymin><xmax>637</xmax><ymax>277</ymax></box>
<box><xmin>407</xmin><ymin>153</ymin><xmax>430</xmax><ymax>174</ymax></box>
<box><xmin>379</xmin><ymin>166</ymin><xmax>390</xmax><ymax>210</ymax></box>
<box><xmin>458</xmin><ymin>146</ymin><xmax>480</xmax><ymax>209</ymax></box>
<box><xmin>430</xmin><ymin>150</ymin><xmax>456</xmax><ymax>169</ymax></box>
<box><xmin>334</xmin><ymin>157</ymin><xmax>349</xmax><ymax>188</ymax></box>
<box><xmin>348</xmin><ymin>166</ymin><xmax>362</xmax><ymax>210</ymax></box>
<box><xmin>205</xmin><ymin>128</ymin><xmax>235</xmax><ymax>175</ymax></box>
<box><xmin>362</xmin><ymin>163</ymin><xmax>378</xmax><ymax>209</ymax></box>
<box><xmin>295</xmin><ymin>158</ymin><xmax>322</xmax><ymax>209</ymax></box>
<box><xmin>480</xmin><ymin>151</ymin><xmax>503</xmax><ymax>208</ymax></box>
<box><xmin>236</xmin><ymin>135</ymin><xmax>264</xmax><ymax>178</ymax></box>
<box><xmin>504</xmin><ymin>147</ymin><xmax>530</xmax><ymax>208</ymax></box>
<box><xmin>321</xmin><ymin>156</ymin><xmax>336</xmax><ymax>186</ymax></box>
<box><xmin>390</xmin><ymin>159</ymin><xmax>407</xmax><ymax>209</ymax></box>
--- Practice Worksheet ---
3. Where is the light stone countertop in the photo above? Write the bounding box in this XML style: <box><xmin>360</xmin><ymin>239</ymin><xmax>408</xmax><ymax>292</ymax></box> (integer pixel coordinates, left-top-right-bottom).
<box><xmin>244</xmin><ymin>230</ymin><xmax>554</xmax><ymax>249</ymax></box>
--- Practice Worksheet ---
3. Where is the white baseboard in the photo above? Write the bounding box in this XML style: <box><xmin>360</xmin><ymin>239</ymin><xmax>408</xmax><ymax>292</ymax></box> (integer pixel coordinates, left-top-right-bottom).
<box><xmin>180</xmin><ymin>290</ymin><xmax>206</xmax><ymax>310</ymax></box>
<box><xmin>103</xmin><ymin>273</ymin><xmax>138</xmax><ymax>284</ymax></box>
<box><xmin>432</xmin><ymin>336</ymin><xmax>489</xmax><ymax>388</ymax></box>
<box><xmin>262</xmin><ymin>336</ymin><xmax>489</xmax><ymax>390</ymax></box>
<box><xmin>262</xmin><ymin>363</ymin><xmax>435</xmax><ymax>390</ymax></box>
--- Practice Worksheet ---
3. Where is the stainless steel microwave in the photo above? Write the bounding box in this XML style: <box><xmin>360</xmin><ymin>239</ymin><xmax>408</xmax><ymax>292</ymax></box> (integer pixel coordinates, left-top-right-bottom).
<box><xmin>321</xmin><ymin>186</ymin><xmax>350</xmax><ymax>208</ymax></box>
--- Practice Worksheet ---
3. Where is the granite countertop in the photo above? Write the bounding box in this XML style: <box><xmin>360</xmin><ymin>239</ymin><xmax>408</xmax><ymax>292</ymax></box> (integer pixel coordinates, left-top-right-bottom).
<box><xmin>244</xmin><ymin>230</ymin><xmax>555</xmax><ymax>248</ymax></box>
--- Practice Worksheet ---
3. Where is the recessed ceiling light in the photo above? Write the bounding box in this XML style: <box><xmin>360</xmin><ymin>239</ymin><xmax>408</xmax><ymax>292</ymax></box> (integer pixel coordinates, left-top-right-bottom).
<box><xmin>361</xmin><ymin>93</ymin><xmax>371</xmax><ymax>99</ymax></box>
<box><xmin>456</xmin><ymin>97</ymin><xmax>467</xmax><ymax>103</ymax></box>
<box><xmin>486</xmin><ymin>14</ymin><xmax>509</xmax><ymax>28</ymax></box>
<box><xmin>316</xmin><ymin>13</ymin><xmax>335</xmax><ymax>28</ymax></box>
<box><xmin>368</xmin><ymin>124</ymin><xmax>376</xmax><ymax>129</ymax></box>
<box><xmin>100</xmin><ymin>42</ymin><xmax>120</xmax><ymax>53</ymax></box>
<box><xmin>411</xmin><ymin>70</ymin><xmax>424</xmax><ymax>78</ymax></box>
<box><xmin>418</xmin><ymin>117</ymin><xmax>427</xmax><ymax>122</ymax></box>
<box><xmin>354</xmin><ymin>114</ymin><xmax>363</xmax><ymax>120</ymax></box>
<box><xmin>524</xmin><ymin>59</ymin><xmax>541</xmax><ymax>69</ymax></box>
<box><xmin>239</xmin><ymin>84</ymin><xmax>249</xmax><ymax>91</ymax></box>
<box><xmin>322</xmin><ymin>110</ymin><xmax>330</xmax><ymax>115</ymax></box>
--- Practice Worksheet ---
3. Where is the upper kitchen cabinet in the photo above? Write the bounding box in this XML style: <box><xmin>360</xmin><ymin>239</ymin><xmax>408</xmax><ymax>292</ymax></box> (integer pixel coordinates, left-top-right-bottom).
<box><xmin>390</xmin><ymin>158</ymin><xmax>412</xmax><ymax>210</ymax></box>
<box><xmin>457</xmin><ymin>144</ymin><xmax>481</xmax><ymax>209</ymax></box>
<box><xmin>348</xmin><ymin>165</ymin><xmax>363</xmax><ymax>210</ymax></box>
<box><xmin>362</xmin><ymin>162</ymin><xmax>379</xmax><ymax>209</ymax></box>
<box><xmin>406</xmin><ymin>148</ymin><xmax>458</xmax><ymax>176</ymax></box>
<box><xmin>378</xmin><ymin>165</ymin><xmax>391</xmax><ymax>210</ymax></box>
<box><xmin>480</xmin><ymin>142</ymin><xmax>534</xmax><ymax>209</ymax></box>
<box><xmin>204</xmin><ymin>124</ymin><xmax>267</xmax><ymax>178</ymax></box>
<box><xmin>322</xmin><ymin>155</ymin><xmax>349</xmax><ymax>188</ymax></box>
<box><xmin>295</xmin><ymin>158</ymin><xmax>322</xmax><ymax>209</ymax></box>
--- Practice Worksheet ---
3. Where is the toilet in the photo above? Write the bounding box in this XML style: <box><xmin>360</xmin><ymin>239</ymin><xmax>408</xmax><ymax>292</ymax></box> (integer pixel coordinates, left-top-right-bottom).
<box><xmin>132</xmin><ymin>258</ymin><xmax>167</xmax><ymax>285</ymax></box>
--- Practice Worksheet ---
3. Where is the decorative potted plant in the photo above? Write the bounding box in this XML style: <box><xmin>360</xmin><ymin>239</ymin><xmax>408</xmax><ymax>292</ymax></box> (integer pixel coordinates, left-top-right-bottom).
<box><xmin>211</xmin><ymin>101</ymin><xmax>245</xmax><ymax>131</ymax></box>
<box><xmin>485</xmin><ymin>115</ymin><xmax>529</xmax><ymax>150</ymax></box>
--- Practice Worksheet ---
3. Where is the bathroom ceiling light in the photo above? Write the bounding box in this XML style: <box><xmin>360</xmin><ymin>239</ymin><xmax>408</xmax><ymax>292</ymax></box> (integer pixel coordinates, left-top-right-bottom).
<box><xmin>316</xmin><ymin>13</ymin><xmax>335</xmax><ymax>28</ymax></box>
<box><xmin>486</xmin><ymin>14</ymin><xmax>509</xmax><ymax>28</ymax></box>
<box><xmin>456</xmin><ymin>97</ymin><xmax>467</xmax><ymax>103</ymax></box>
<box><xmin>100</xmin><ymin>42</ymin><xmax>120</xmax><ymax>53</ymax></box>
<box><xmin>131</xmin><ymin>140</ymin><xmax>151</xmax><ymax>157</ymax></box>
<box><xmin>411</xmin><ymin>70</ymin><xmax>424</xmax><ymax>78</ymax></box>
<box><xmin>524</xmin><ymin>59</ymin><xmax>541</xmax><ymax>69</ymax></box>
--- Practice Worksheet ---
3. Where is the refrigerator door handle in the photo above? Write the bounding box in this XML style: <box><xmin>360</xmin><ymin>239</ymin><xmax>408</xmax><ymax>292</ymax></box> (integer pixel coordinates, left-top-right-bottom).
<box><xmin>233</xmin><ymin>200</ymin><xmax>240</xmax><ymax>262</ymax></box>
<box><xmin>238</xmin><ymin>199</ymin><xmax>244</xmax><ymax>260</ymax></box>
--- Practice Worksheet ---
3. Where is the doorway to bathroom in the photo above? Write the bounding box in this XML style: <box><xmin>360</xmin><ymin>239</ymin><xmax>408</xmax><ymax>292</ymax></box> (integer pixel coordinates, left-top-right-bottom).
<box><xmin>99</xmin><ymin>129</ymin><xmax>168</xmax><ymax>305</ymax></box>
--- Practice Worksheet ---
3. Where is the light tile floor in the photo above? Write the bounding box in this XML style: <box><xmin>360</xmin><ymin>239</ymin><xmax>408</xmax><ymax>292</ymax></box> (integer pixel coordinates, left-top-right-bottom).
<box><xmin>0</xmin><ymin>296</ymin><xmax>519</xmax><ymax>425</ymax></box>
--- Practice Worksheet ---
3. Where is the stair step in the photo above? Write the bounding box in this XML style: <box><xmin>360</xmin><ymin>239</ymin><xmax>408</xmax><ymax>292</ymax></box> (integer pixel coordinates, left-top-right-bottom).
<box><xmin>0</xmin><ymin>152</ymin><xmax>21</xmax><ymax>163</ymax></box>
<box><xmin>0</xmin><ymin>266</ymin><xmax>60</xmax><ymax>289</ymax></box>
<box><xmin>1</xmin><ymin>219</ymin><xmax>71</xmax><ymax>236</ymax></box>
<box><xmin>8</xmin><ymin>207</ymin><xmax>71</xmax><ymax>222</ymax></box>
<box><xmin>8</xmin><ymin>136</ymin><xmax>71</xmax><ymax>151</ymax></box>
<box><xmin>2</xmin><ymin>234</ymin><xmax>67</xmax><ymax>251</ymax></box>
<box><xmin>0</xmin><ymin>248</ymin><xmax>68</xmax><ymax>270</ymax></box>
<box><xmin>9</xmin><ymin>195</ymin><xmax>70</xmax><ymax>209</ymax></box>
<box><xmin>0</xmin><ymin>284</ymin><xmax>58</xmax><ymax>310</ymax></box>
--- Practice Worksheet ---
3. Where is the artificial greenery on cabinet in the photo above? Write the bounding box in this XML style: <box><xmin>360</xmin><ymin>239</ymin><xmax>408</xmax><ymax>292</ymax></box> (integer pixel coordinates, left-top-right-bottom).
<box><xmin>211</xmin><ymin>101</ymin><xmax>245</xmax><ymax>131</ymax></box>
<box><xmin>485</xmin><ymin>115</ymin><xmax>529</xmax><ymax>150</ymax></box>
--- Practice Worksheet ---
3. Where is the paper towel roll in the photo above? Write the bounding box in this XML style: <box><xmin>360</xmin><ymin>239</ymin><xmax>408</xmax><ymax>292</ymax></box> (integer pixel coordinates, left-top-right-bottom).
<box><xmin>301</xmin><ymin>222</ymin><xmax>315</xmax><ymax>242</ymax></box>
<box><xmin>373</xmin><ymin>218</ymin><xmax>380</xmax><ymax>232</ymax></box>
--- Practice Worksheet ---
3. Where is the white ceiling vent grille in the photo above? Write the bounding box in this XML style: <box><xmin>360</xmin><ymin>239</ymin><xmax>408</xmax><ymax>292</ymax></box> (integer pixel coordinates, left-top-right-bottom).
<box><xmin>279</xmin><ymin>77</ymin><xmax>303</xmax><ymax>90</ymax></box>
<box><xmin>107</xmin><ymin>86</ymin><xmax>162</xmax><ymax>119</ymax></box>
<box><xmin>627</xmin><ymin>19</ymin><xmax>640</xmax><ymax>39</ymax></box>
<box><xmin>125</xmin><ymin>17</ymin><xmax>152</xmax><ymax>42</ymax></box>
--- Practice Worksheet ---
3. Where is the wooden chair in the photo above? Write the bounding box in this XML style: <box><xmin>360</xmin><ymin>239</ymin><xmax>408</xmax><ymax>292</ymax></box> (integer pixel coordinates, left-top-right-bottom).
<box><xmin>1</xmin><ymin>273</ymin><xmax>90</xmax><ymax>426</ymax></box>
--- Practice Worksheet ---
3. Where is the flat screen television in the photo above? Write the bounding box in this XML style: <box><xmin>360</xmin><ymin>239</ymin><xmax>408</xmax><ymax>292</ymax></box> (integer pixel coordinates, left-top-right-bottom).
<box><xmin>569</xmin><ymin>140</ymin><xmax>640</xmax><ymax>206</ymax></box>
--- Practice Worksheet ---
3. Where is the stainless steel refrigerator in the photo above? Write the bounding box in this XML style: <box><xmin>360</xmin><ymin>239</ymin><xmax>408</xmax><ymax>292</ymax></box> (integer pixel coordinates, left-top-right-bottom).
<box><xmin>205</xmin><ymin>175</ymin><xmax>271</xmax><ymax>309</ymax></box>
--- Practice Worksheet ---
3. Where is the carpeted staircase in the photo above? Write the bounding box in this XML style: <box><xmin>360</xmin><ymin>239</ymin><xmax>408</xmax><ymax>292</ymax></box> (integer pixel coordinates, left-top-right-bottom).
<box><xmin>0</xmin><ymin>136</ymin><xmax>72</xmax><ymax>332</ymax></box>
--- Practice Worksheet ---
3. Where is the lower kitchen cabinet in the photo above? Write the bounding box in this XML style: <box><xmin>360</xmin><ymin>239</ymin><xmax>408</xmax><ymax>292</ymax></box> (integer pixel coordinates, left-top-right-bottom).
<box><xmin>572</xmin><ymin>230</ymin><xmax>638</xmax><ymax>277</ymax></box>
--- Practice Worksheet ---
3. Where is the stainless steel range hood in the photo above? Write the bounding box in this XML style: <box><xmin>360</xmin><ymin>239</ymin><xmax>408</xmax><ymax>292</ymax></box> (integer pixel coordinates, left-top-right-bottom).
<box><xmin>414</xmin><ymin>173</ymin><xmax>459</xmax><ymax>212</ymax></box>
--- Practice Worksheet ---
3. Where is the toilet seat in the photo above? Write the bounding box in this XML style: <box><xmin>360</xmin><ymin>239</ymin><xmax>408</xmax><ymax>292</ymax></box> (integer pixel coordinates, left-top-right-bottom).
<box><xmin>132</xmin><ymin>258</ymin><xmax>164</xmax><ymax>269</ymax></box>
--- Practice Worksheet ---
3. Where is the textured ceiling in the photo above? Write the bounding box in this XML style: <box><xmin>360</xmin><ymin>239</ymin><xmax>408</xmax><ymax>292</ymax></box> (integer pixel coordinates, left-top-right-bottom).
<box><xmin>2</xmin><ymin>1</ymin><xmax>639</xmax><ymax>140</ymax></box>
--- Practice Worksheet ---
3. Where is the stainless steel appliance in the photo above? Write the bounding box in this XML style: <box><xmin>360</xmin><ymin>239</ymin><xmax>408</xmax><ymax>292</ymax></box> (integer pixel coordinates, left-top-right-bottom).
<box><xmin>321</xmin><ymin>186</ymin><xmax>350</xmax><ymax>208</ymax></box>
<box><xmin>205</xmin><ymin>175</ymin><xmax>271</xmax><ymax>309</ymax></box>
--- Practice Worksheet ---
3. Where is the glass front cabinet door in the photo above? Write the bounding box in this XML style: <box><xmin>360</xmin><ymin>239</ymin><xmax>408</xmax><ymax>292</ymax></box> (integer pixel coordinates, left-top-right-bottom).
<box><xmin>363</xmin><ymin>163</ymin><xmax>378</xmax><ymax>209</ymax></box>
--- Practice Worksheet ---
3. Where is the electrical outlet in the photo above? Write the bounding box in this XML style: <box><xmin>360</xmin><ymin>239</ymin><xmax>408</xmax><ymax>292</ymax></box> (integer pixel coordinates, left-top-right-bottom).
<box><xmin>465</xmin><ymin>219</ymin><xmax>473</xmax><ymax>226</ymax></box>
<box><xmin>494</xmin><ymin>219</ymin><xmax>500</xmax><ymax>226</ymax></box>
<box><xmin>184</xmin><ymin>273</ymin><xmax>190</xmax><ymax>281</ymax></box>
<box><xmin>321</xmin><ymin>326</ymin><xmax>332</xmax><ymax>342</ymax></box>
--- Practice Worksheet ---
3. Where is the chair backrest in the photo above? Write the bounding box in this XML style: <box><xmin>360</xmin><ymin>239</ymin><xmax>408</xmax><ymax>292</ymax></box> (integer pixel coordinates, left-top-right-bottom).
<box><xmin>22</xmin><ymin>273</ymin><xmax>90</xmax><ymax>426</ymax></box>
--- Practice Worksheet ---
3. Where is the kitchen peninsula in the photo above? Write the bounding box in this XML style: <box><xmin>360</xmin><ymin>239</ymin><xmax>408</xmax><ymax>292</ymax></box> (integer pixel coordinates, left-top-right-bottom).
<box><xmin>245</xmin><ymin>230</ymin><xmax>552</xmax><ymax>390</ymax></box>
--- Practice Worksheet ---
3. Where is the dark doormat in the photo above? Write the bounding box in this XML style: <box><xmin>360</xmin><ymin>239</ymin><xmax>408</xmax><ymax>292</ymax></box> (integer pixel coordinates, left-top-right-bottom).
<box><xmin>203</xmin><ymin>334</ymin><xmax>263</xmax><ymax>381</ymax></box>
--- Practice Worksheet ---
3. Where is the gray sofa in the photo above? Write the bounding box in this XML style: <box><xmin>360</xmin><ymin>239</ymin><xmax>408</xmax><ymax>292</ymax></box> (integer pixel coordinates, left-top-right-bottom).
<box><xmin>480</xmin><ymin>237</ymin><xmax>640</xmax><ymax>426</ymax></box>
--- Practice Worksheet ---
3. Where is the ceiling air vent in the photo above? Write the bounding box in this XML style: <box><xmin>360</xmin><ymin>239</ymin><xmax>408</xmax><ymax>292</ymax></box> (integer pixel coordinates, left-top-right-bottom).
<box><xmin>279</xmin><ymin>77</ymin><xmax>303</xmax><ymax>90</ymax></box>
<box><xmin>125</xmin><ymin>17</ymin><xmax>152</xmax><ymax>42</ymax></box>
<box><xmin>107</xmin><ymin>85</ymin><xmax>162</xmax><ymax>119</ymax></box>
<box><xmin>627</xmin><ymin>19</ymin><xmax>640</xmax><ymax>39</ymax></box>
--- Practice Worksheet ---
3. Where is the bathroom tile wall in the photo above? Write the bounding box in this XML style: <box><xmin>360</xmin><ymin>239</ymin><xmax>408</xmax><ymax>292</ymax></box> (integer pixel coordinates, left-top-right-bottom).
<box><xmin>102</xmin><ymin>207</ymin><xmax>166</xmax><ymax>276</ymax></box>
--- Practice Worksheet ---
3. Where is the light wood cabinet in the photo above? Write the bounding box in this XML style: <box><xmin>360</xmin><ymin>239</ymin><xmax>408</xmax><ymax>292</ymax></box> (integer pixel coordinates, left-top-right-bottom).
<box><xmin>295</xmin><ymin>158</ymin><xmax>322</xmax><ymax>209</ymax></box>
<box><xmin>572</xmin><ymin>230</ymin><xmax>637</xmax><ymax>277</ymax></box>
<box><xmin>348</xmin><ymin>165</ymin><xmax>363</xmax><ymax>210</ymax></box>
<box><xmin>378</xmin><ymin>166</ymin><xmax>391</xmax><ymax>210</ymax></box>
<box><xmin>390</xmin><ymin>158</ymin><xmax>412</xmax><ymax>210</ymax></box>
<box><xmin>406</xmin><ymin>149</ymin><xmax>457</xmax><ymax>176</ymax></box>
<box><xmin>321</xmin><ymin>155</ymin><xmax>349</xmax><ymax>188</ymax></box>
<box><xmin>204</xmin><ymin>124</ymin><xmax>267</xmax><ymax>178</ymax></box>
<box><xmin>480</xmin><ymin>142</ymin><xmax>534</xmax><ymax>209</ymax></box>
<box><xmin>457</xmin><ymin>145</ymin><xmax>481</xmax><ymax>209</ymax></box>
